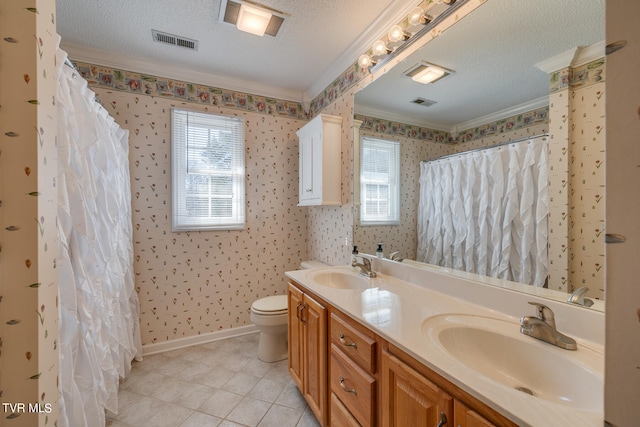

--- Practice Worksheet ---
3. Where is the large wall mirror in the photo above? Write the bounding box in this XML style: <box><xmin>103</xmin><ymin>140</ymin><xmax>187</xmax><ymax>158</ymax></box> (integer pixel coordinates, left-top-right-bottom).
<box><xmin>353</xmin><ymin>0</ymin><xmax>605</xmax><ymax>310</ymax></box>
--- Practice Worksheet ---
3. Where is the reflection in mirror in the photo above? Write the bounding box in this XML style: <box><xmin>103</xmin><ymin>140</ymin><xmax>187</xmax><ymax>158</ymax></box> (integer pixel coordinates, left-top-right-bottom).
<box><xmin>353</xmin><ymin>0</ymin><xmax>605</xmax><ymax>310</ymax></box>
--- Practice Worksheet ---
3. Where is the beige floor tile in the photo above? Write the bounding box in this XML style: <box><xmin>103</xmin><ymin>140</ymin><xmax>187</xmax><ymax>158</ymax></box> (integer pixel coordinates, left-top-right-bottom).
<box><xmin>223</xmin><ymin>371</ymin><xmax>262</xmax><ymax>395</ymax></box>
<box><xmin>117</xmin><ymin>334</ymin><xmax>313</xmax><ymax>427</ymax></box>
<box><xmin>225</xmin><ymin>396</ymin><xmax>272</xmax><ymax>427</ymax></box>
<box><xmin>198</xmin><ymin>389</ymin><xmax>243</xmax><ymax>418</ymax></box>
<box><xmin>179</xmin><ymin>411</ymin><xmax>223</xmax><ymax>427</ymax></box>
<box><xmin>248</xmin><ymin>378</ymin><xmax>286</xmax><ymax>403</ymax></box>
<box><xmin>140</xmin><ymin>404</ymin><xmax>193</xmax><ymax>427</ymax></box>
<box><xmin>258</xmin><ymin>404</ymin><xmax>303</xmax><ymax>427</ymax></box>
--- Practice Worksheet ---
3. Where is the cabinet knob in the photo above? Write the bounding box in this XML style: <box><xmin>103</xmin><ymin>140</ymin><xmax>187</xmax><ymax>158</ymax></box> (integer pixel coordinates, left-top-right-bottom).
<box><xmin>305</xmin><ymin>188</ymin><xmax>312</xmax><ymax>192</ymax></box>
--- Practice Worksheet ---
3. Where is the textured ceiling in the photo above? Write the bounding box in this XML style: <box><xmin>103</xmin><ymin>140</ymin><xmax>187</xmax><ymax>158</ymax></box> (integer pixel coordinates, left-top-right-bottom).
<box><xmin>355</xmin><ymin>0</ymin><xmax>605</xmax><ymax>130</ymax></box>
<box><xmin>56</xmin><ymin>0</ymin><xmax>399</xmax><ymax>99</ymax></box>
<box><xmin>57</xmin><ymin>0</ymin><xmax>605</xmax><ymax>128</ymax></box>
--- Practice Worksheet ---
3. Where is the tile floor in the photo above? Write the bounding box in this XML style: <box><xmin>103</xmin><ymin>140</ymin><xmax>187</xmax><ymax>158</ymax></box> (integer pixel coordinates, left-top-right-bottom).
<box><xmin>106</xmin><ymin>333</ymin><xmax>321</xmax><ymax>427</ymax></box>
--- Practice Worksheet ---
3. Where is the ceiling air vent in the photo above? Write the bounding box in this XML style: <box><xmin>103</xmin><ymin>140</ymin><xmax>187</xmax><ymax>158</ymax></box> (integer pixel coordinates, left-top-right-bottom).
<box><xmin>411</xmin><ymin>98</ymin><xmax>437</xmax><ymax>107</ymax></box>
<box><xmin>152</xmin><ymin>30</ymin><xmax>199</xmax><ymax>51</ymax></box>
<box><xmin>220</xmin><ymin>0</ymin><xmax>286</xmax><ymax>37</ymax></box>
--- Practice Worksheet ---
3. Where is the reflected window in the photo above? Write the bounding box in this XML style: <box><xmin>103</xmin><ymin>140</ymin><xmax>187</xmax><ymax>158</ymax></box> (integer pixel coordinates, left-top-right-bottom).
<box><xmin>360</xmin><ymin>137</ymin><xmax>400</xmax><ymax>225</ymax></box>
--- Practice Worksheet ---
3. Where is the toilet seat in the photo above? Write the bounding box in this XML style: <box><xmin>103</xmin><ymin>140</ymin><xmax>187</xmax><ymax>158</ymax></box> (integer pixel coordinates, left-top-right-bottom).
<box><xmin>251</xmin><ymin>295</ymin><xmax>287</xmax><ymax>316</ymax></box>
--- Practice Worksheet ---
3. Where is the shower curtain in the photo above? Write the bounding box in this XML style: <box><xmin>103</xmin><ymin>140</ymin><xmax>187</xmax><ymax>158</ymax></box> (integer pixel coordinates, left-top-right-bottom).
<box><xmin>56</xmin><ymin>44</ymin><xmax>142</xmax><ymax>427</ymax></box>
<box><xmin>417</xmin><ymin>136</ymin><xmax>548</xmax><ymax>286</ymax></box>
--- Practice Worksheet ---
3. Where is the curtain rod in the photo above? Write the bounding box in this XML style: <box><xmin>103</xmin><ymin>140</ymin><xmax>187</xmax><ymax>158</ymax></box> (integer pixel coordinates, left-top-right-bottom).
<box><xmin>421</xmin><ymin>133</ymin><xmax>549</xmax><ymax>164</ymax></box>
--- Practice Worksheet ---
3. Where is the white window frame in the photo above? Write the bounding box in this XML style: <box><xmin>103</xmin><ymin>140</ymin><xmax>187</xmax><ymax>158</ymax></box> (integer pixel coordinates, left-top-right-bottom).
<box><xmin>360</xmin><ymin>136</ymin><xmax>400</xmax><ymax>226</ymax></box>
<box><xmin>171</xmin><ymin>108</ymin><xmax>245</xmax><ymax>231</ymax></box>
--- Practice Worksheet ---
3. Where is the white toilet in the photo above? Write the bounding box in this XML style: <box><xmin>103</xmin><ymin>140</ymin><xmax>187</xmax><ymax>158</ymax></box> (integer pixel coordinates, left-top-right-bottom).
<box><xmin>251</xmin><ymin>260</ymin><xmax>328</xmax><ymax>362</ymax></box>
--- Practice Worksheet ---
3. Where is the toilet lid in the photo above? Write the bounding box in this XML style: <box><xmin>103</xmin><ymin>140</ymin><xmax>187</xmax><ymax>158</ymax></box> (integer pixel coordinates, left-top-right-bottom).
<box><xmin>252</xmin><ymin>295</ymin><xmax>287</xmax><ymax>315</ymax></box>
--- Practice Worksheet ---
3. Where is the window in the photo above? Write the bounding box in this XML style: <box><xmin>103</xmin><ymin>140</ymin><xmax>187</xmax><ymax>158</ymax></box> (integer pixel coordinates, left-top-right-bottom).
<box><xmin>360</xmin><ymin>137</ymin><xmax>400</xmax><ymax>225</ymax></box>
<box><xmin>171</xmin><ymin>108</ymin><xmax>245</xmax><ymax>231</ymax></box>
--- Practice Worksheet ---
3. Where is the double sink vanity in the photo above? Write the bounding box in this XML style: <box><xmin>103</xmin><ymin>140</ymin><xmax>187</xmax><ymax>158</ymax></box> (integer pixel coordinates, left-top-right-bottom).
<box><xmin>285</xmin><ymin>257</ymin><xmax>603</xmax><ymax>426</ymax></box>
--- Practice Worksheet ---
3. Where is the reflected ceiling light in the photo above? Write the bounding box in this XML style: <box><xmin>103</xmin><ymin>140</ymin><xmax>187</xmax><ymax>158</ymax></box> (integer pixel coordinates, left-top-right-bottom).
<box><xmin>236</xmin><ymin>3</ymin><xmax>272</xmax><ymax>36</ymax></box>
<box><xmin>408</xmin><ymin>7</ymin><xmax>432</xmax><ymax>26</ymax></box>
<box><xmin>387</xmin><ymin>25</ymin><xmax>409</xmax><ymax>43</ymax></box>
<box><xmin>405</xmin><ymin>62</ymin><xmax>452</xmax><ymax>84</ymax></box>
<box><xmin>372</xmin><ymin>40</ymin><xmax>390</xmax><ymax>56</ymax></box>
<box><xmin>358</xmin><ymin>54</ymin><xmax>376</xmax><ymax>69</ymax></box>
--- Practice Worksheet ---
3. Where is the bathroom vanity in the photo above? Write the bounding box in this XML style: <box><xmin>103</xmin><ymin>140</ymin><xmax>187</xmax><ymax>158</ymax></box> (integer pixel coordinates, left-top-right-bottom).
<box><xmin>285</xmin><ymin>258</ymin><xmax>604</xmax><ymax>427</ymax></box>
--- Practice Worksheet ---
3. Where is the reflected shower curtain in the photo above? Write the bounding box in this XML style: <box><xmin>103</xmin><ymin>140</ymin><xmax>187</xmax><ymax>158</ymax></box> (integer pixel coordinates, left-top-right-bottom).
<box><xmin>417</xmin><ymin>136</ymin><xmax>548</xmax><ymax>286</ymax></box>
<box><xmin>56</xmin><ymin>44</ymin><xmax>142</xmax><ymax>427</ymax></box>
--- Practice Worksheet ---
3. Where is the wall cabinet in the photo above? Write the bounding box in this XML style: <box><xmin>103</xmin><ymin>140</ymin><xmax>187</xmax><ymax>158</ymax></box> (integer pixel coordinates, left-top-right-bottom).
<box><xmin>287</xmin><ymin>279</ymin><xmax>515</xmax><ymax>427</ymax></box>
<box><xmin>287</xmin><ymin>283</ymin><xmax>327</xmax><ymax>425</ymax></box>
<box><xmin>296</xmin><ymin>114</ymin><xmax>342</xmax><ymax>206</ymax></box>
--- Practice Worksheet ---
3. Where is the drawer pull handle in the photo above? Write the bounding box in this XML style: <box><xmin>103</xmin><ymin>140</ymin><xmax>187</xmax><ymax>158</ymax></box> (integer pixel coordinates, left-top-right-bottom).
<box><xmin>339</xmin><ymin>376</ymin><xmax>357</xmax><ymax>395</ymax></box>
<box><xmin>437</xmin><ymin>412</ymin><xmax>447</xmax><ymax>427</ymax></box>
<box><xmin>339</xmin><ymin>333</ymin><xmax>357</xmax><ymax>349</ymax></box>
<box><xmin>299</xmin><ymin>304</ymin><xmax>307</xmax><ymax>323</ymax></box>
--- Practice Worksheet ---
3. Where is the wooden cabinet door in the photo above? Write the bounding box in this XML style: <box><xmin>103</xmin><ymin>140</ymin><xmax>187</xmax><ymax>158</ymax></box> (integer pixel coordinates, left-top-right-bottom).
<box><xmin>381</xmin><ymin>351</ymin><xmax>453</xmax><ymax>427</ymax></box>
<box><xmin>302</xmin><ymin>293</ymin><xmax>327</xmax><ymax>425</ymax></box>
<box><xmin>454</xmin><ymin>400</ymin><xmax>497</xmax><ymax>427</ymax></box>
<box><xmin>287</xmin><ymin>283</ymin><xmax>304</xmax><ymax>390</ymax></box>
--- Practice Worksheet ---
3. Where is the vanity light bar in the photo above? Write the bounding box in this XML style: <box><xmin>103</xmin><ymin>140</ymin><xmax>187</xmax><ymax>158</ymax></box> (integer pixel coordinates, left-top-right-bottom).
<box><xmin>364</xmin><ymin>0</ymin><xmax>468</xmax><ymax>74</ymax></box>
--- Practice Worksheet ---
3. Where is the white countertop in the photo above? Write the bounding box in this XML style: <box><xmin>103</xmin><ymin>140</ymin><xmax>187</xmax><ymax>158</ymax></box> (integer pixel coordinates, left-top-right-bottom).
<box><xmin>285</xmin><ymin>259</ymin><xmax>604</xmax><ymax>427</ymax></box>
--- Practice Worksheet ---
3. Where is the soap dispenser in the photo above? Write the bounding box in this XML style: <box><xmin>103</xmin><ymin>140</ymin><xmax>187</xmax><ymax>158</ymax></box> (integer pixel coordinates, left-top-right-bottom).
<box><xmin>351</xmin><ymin>246</ymin><xmax>359</xmax><ymax>267</ymax></box>
<box><xmin>376</xmin><ymin>243</ymin><xmax>384</xmax><ymax>259</ymax></box>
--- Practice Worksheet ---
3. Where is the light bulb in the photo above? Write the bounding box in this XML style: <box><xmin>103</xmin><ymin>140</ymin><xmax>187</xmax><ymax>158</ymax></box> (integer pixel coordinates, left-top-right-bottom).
<box><xmin>387</xmin><ymin>25</ymin><xmax>406</xmax><ymax>42</ymax></box>
<box><xmin>358</xmin><ymin>54</ymin><xmax>373</xmax><ymax>69</ymax></box>
<box><xmin>372</xmin><ymin>40</ymin><xmax>388</xmax><ymax>56</ymax></box>
<box><xmin>408</xmin><ymin>7</ymin><xmax>425</xmax><ymax>26</ymax></box>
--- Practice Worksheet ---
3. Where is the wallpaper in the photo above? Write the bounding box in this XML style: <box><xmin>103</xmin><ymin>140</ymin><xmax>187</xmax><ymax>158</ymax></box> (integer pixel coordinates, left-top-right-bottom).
<box><xmin>0</xmin><ymin>1</ymin><xmax>59</xmax><ymax>425</ymax></box>
<box><xmin>307</xmin><ymin>91</ymin><xmax>356</xmax><ymax>266</ymax></box>
<box><xmin>90</xmin><ymin>88</ymin><xmax>308</xmax><ymax>345</ymax></box>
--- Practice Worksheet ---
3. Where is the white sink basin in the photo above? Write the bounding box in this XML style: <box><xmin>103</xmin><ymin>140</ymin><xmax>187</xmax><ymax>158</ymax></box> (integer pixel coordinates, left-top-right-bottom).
<box><xmin>423</xmin><ymin>314</ymin><xmax>603</xmax><ymax>410</ymax></box>
<box><xmin>308</xmin><ymin>269</ymin><xmax>373</xmax><ymax>289</ymax></box>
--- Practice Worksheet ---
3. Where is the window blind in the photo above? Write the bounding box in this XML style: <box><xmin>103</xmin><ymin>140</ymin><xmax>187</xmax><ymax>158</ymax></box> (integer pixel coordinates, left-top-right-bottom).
<box><xmin>360</xmin><ymin>137</ymin><xmax>400</xmax><ymax>225</ymax></box>
<box><xmin>171</xmin><ymin>108</ymin><xmax>245</xmax><ymax>231</ymax></box>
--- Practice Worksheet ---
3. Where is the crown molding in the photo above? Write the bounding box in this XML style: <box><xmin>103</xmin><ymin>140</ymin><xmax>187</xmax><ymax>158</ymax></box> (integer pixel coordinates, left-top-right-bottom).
<box><xmin>535</xmin><ymin>40</ymin><xmax>605</xmax><ymax>73</ymax></box>
<box><xmin>535</xmin><ymin>47</ymin><xmax>580</xmax><ymax>74</ymax></box>
<box><xmin>354</xmin><ymin>104</ymin><xmax>451</xmax><ymax>132</ymax></box>
<box><xmin>573</xmin><ymin>40</ymin><xmax>606</xmax><ymax>67</ymax></box>
<box><xmin>356</xmin><ymin>96</ymin><xmax>550</xmax><ymax>135</ymax></box>
<box><xmin>303</xmin><ymin>0</ymin><xmax>419</xmax><ymax>103</ymax></box>
<box><xmin>61</xmin><ymin>42</ymin><xmax>305</xmax><ymax>103</ymax></box>
<box><xmin>451</xmin><ymin>96</ymin><xmax>549</xmax><ymax>135</ymax></box>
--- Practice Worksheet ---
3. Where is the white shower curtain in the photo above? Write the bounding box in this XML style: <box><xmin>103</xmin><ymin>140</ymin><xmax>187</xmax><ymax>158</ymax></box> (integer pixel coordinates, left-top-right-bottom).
<box><xmin>417</xmin><ymin>136</ymin><xmax>548</xmax><ymax>286</ymax></box>
<box><xmin>56</xmin><ymin>43</ymin><xmax>142</xmax><ymax>427</ymax></box>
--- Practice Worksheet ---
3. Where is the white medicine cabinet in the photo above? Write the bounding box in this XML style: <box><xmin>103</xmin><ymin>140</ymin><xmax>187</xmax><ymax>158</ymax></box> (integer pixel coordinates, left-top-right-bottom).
<box><xmin>296</xmin><ymin>114</ymin><xmax>343</xmax><ymax>206</ymax></box>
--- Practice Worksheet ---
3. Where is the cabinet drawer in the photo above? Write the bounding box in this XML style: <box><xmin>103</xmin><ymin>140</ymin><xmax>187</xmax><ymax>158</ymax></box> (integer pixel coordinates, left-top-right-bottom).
<box><xmin>330</xmin><ymin>312</ymin><xmax>376</xmax><ymax>374</ymax></box>
<box><xmin>330</xmin><ymin>392</ymin><xmax>361</xmax><ymax>427</ymax></box>
<box><xmin>330</xmin><ymin>345</ymin><xmax>375</xmax><ymax>426</ymax></box>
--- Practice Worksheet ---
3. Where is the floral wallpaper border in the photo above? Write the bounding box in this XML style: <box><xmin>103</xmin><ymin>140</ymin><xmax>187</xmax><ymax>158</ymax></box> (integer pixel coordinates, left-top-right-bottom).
<box><xmin>355</xmin><ymin>105</ymin><xmax>550</xmax><ymax>145</ymax></box>
<box><xmin>71</xmin><ymin>61</ymin><xmax>307</xmax><ymax>119</ymax></box>
<box><xmin>549</xmin><ymin>58</ymin><xmax>606</xmax><ymax>93</ymax></box>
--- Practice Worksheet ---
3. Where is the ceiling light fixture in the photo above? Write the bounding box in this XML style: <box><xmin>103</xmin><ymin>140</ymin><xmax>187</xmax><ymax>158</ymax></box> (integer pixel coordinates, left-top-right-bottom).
<box><xmin>405</xmin><ymin>62</ymin><xmax>452</xmax><ymax>84</ymax></box>
<box><xmin>236</xmin><ymin>4</ymin><xmax>272</xmax><ymax>36</ymax></box>
<box><xmin>220</xmin><ymin>0</ymin><xmax>286</xmax><ymax>38</ymax></box>
<box><xmin>357</xmin><ymin>0</ymin><xmax>465</xmax><ymax>72</ymax></box>
<box><xmin>412</xmin><ymin>65</ymin><xmax>446</xmax><ymax>84</ymax></box>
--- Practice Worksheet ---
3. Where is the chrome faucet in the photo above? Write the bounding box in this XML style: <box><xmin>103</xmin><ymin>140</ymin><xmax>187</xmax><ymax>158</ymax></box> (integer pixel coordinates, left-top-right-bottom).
<box><xmin>351</xmin><ymin>256</ymin><xmax>376</xmax><ymax>278</ymax></box>
<box><xmin>567</xmin><ymin>286</ymin><xmax>595</xmax><ymax>307</ymax></box>
<box><xmin>520</xmin><ymin>302</ymin><xmax>577</xmax><ymax>350</ymax></box>
<box><xmin>388</xmin><ymin>251</ymin><xmax>403</xmax><ymax>262</ymax></box>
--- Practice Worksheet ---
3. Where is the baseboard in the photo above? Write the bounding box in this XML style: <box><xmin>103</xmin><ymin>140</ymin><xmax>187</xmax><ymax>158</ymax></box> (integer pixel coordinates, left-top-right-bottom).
<box><xmin>141</xmin><ymin>324</ymin><xmax>259</xmax><ymax>356</ymax></box>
